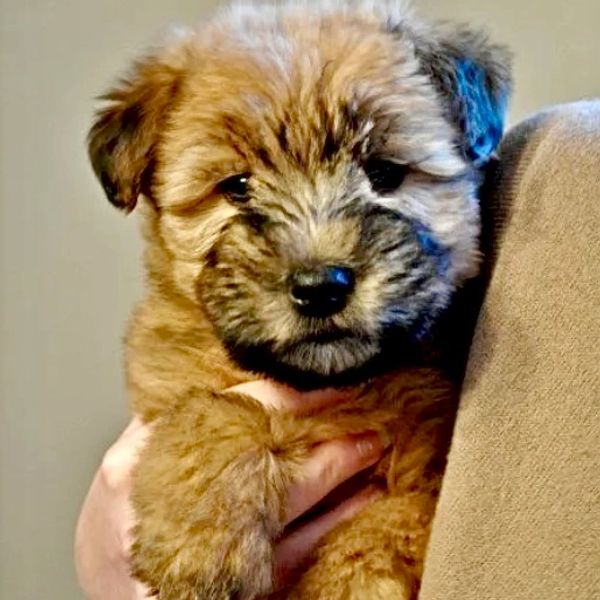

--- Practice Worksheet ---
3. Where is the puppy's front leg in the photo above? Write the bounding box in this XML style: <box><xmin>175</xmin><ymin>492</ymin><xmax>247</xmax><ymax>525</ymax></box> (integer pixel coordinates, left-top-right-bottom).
<box><xmin>129</xmin><ymin>389</ymin><xmax>297</xmax><ymax>600</ymax></box>
<box><xmin>129</xmin><ymin>388</ymin><xmax>381</xmax><ymax>600</ymax></box>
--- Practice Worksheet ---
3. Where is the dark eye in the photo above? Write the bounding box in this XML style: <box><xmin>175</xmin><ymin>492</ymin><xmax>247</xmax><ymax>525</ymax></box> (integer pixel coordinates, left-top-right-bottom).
<box><xmin>363</xmin><ymin>158</ymin><xmax>408</xmax><ymax>195</ymax></box>
<box><xmin>217</xmin><ymin>172</ymin><xmax>252</xmax><ymax>203</ymax></box>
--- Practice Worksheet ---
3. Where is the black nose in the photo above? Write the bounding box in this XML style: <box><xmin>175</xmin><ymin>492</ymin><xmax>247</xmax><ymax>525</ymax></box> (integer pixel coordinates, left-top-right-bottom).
<box><xmin>289</xmin><ymin>265</ymin><xmax>355</xmax><ymax>318</ymax></box>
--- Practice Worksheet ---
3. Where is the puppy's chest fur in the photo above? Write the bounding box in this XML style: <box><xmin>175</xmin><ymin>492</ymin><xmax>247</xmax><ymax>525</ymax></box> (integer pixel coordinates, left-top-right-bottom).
<box><xmin>127</xmin><ymin>296</ymin><xmax>455</xmax><ymax>598</ymax></box>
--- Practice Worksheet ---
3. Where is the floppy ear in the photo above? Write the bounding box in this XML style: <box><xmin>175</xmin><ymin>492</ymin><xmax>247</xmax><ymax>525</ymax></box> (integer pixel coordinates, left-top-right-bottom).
<box><xmin>88</xmin><ymin>55</ymin><xmax>182</xmax><ymax>212</ymax></box>
<box><xmin>412</xmin><ymin>24</ymin><xmax>512</xmax><ymax>165</ymax></box>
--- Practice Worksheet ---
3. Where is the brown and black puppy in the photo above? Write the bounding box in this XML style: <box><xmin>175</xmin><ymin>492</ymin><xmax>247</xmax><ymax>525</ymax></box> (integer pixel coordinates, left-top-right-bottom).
<box><xmin>88</xmin><ymin>2</ymin><xmax>510</xmax><ymax>598</ymax></box>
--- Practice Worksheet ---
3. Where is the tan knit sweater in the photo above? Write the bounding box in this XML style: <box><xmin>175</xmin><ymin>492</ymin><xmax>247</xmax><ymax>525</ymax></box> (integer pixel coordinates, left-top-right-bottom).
<box><xmin>420</xmin><ymin>102</ymin><xmax>600</xmax><ymax>600</ymax></box>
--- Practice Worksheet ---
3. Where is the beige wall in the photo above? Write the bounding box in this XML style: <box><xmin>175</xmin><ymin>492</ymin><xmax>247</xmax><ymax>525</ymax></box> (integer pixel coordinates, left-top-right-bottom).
<box><xmin>1</xmin><ymin>1</ymin><xmax>598</xmax><ymax>598</ymax></box>
<box><xmin>417</xmin><ymin>0</ymin><xmax>600</xmax><ymax>123</ymax></box>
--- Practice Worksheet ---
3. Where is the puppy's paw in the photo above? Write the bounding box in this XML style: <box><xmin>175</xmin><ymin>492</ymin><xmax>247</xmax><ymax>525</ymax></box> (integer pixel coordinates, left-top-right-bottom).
<box><xmin>130</xmin><ymin>391</ymin><xmax>291</xmax><ymax>600</ymax></box>
<box><xmin>345</xmin><ymin>569</ymin><xmax>414</xmax><ymax>600</ymax></box>
<box><xmin>133</xmin><ymin>537</ymin><xmax>273</xmax><ymax>600</ymax></box>
<box><xmin>290</xmin><ymin>563</ymin><xmax>414</xmax><ymax>600</ymax></box>
<box><xmin>132</xmin><ymin>513</ymin><xmax>275</xmax><ymax>600</ymax></box>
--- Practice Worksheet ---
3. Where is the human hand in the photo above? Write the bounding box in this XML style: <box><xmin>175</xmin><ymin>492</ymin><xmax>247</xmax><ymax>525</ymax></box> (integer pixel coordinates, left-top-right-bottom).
<box><xmin>75</xmin><ymin>382</ymin><xmax>385</xmax><ymax>599</ymax></box>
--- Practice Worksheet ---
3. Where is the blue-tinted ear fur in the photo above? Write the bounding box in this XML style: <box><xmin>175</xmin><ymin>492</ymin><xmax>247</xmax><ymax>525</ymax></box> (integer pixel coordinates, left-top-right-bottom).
<box><xmin>411</xmin><ymin>25</ymin><xmax>512</xmax><ymax>166</ymax></box>
<box><xmin>454</xmin><ymin>58</ymin><xmax>507</xmax><ymax>164</ymax></box>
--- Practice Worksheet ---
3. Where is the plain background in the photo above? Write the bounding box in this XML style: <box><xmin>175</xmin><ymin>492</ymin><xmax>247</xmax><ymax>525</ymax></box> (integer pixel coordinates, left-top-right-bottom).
<box><xmin>1</xmin><ymin>0</ymin><xmax>598</xmax><ymax>597</ymax></box>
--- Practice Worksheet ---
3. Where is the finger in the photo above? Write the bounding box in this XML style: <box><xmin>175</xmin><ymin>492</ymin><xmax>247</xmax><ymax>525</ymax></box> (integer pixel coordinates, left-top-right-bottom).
<box><xmin>274</xmin><ymin>486</ymin><xmax>383</xmax><ymax>589</ymax></box>
<box><xmin>284</xmin><ymin>431</ymin><xmax>385</xmax><ymax>524</ymax></box>
<box><xmin>228</xmin><ymin>380</ymin><xmax>355</xmax><ymax>415</ymax></box>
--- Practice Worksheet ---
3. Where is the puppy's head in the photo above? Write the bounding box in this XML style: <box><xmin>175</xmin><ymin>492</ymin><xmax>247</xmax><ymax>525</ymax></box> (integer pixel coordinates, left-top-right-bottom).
<box><xmin>88</xmin><ymin>2</ymin><xmax>511</xmax><ymax>389</ymax></box>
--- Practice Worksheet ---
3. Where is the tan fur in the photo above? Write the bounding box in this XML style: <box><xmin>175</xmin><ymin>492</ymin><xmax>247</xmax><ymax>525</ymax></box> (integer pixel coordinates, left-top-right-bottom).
<box><xmin>88</xmin><ymin>2</ymin><xmax>511</xmax><ymax>598</ymax></box>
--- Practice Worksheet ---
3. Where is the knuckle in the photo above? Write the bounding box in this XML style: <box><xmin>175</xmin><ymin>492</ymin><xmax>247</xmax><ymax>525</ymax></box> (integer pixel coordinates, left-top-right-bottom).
<box><xmin>316</xmin><ymin>456</ymin><xmax>339</xmax><ymax>487</ymax></box>
<box><xmin>319</xmin><ymin>434</ymin><xmax>382</xmax><ymax>482</ymax></box>
<box><xmin>100</xmin><ymin>446</ymin><xmax>128</xmax><ymax>490</ymax></box>
<box><xmin>317</xmin><ymin>439</ymin><xmax>357</xmax><ymax>483</ymax></box>
<box><xmin>119</xmin><ymin>532</ymin><xmax>133</xmax><ymax>562</ymax></box>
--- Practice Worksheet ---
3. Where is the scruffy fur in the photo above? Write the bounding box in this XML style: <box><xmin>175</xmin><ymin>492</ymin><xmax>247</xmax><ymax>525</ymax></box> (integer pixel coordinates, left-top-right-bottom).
<box><xmin>88</xmin><ymin>2</ymin><xmax>511</xmax><ymax>598</ymax></box>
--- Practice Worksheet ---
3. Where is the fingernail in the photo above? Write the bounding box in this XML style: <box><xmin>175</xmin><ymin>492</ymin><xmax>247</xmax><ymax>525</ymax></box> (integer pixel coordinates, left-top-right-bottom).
<box><xmin>355</xmin><ymin>431</ymin><xmax>384</xmax><ymax>459</ymax></box>
<box><xmin>380</xmin><ymin>428</ymin><xmax>394</xmax><ymax>449</ymax></box>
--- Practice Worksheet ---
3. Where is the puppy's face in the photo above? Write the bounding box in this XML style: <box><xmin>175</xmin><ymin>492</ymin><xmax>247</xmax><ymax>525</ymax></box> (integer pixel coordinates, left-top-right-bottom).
<box><xmin>89</xmin><ymin>4</ymin><xmax>511</xmax><ymax>388</ymax></box>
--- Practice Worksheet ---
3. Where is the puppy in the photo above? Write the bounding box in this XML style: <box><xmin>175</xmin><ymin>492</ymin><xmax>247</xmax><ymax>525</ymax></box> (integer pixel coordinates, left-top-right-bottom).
<box><xmin>88</xmin><ymin>2</ymin><xmax>511</xmax><ymax>598</ymax></box>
